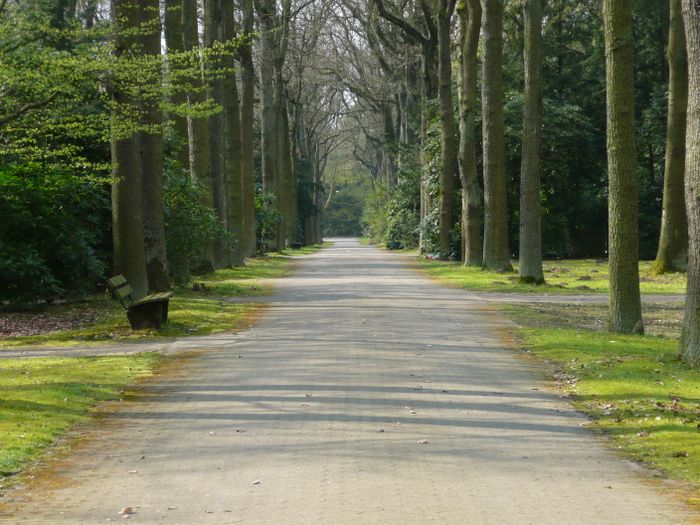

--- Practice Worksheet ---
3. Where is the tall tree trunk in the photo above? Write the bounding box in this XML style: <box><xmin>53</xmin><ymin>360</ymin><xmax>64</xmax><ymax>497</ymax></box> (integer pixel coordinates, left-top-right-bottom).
<box><xmin>518</xmin><ymin>0</ymin><xmax>544</xmax><ymax>284</ymax></box>
<box><xmin>164</xmin><ymin>0</ymin><xmax>189</xmax><ymax>169</ymax></box>
<box><xmin>205</xmin><ymin>0</ymin><xmax>231</xmax><ymax>269</ymax></box>
<box><xmin>183</xmin><ymin>0</ymin><xmax>215</xmax><ymax>269</ymax></box>
<box><xmin>222</xmin><ymin>0</ymin><xmax>245</xmax><ymax>266</ymax></box>
<box><xmin>139</xmin><ymin>0</ymin><xmax>170</xmax><ymax>292</ymax></box>
<box><xmin>603</xmin><ymin>0</ymin><xmax>643</xmax><ymax>334</ymax></box>
<box><xmin>654</xmin><ymin>0</ymin><xmax>689</xmax><ymax>274</ymax></box>
<box><xmin>457</xmin><ymin>0</ymin><xmax>481</xmax><ymax>267</ymax></box>
<box><xmin>481</xmin><ymin>0</ymin><xmax>511</xmax><ymax>271</ymax></box>
<box><xmin>382</xmin><ymin>102</ymin><xmax>397</xmax><ymax>187</ymax></box>
<box><xmin>680</xmin><ymin>0</ymin><xmax>700</xmax><ymax>363</ymax></box>
<box><xmin>277</xmin><ymin>102</ymin><xmax>296</xmax><ymax>246</ymax></box>
<box><xmin>240</xmin><ymin>0</ymin><xmax>257</xmax><ymax>257</ymax></box>
<box><xmin>272</xmin><ymin>0</ymin><xmax>294</xmax><ymax>249</ymax></box>
<box><xmin>436</xmin><ymin>0</ymin><xmax>457</xmax><ymax>260</ymax></box>
<box><xmin>110</xmin><ymin>0</ymin><xmax>148</xmax><ymax>298</ymax></box>
<box><xmin>256</xmin><ymin>0</ymin><xmax>278</xmax><ymax>251</ymax></box>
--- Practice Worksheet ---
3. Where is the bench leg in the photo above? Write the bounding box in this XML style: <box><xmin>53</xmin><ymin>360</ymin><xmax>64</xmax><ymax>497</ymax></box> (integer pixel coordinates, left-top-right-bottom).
<box><xmin>127</xmin><ymin>303</ymin><xmax>164</xmax><ymax>329</ymax></box>
<box><xmin>161</xmin><ymin>300</ymin><xmax>169</xmax><ymax>323</ymax></box>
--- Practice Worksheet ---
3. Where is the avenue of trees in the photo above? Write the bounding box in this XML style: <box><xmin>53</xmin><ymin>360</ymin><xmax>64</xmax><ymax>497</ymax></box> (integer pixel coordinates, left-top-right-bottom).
<box><xmin>1</xmin><ymin>1</ymin><xmax>700</xmax><ymax>362</ymax></box>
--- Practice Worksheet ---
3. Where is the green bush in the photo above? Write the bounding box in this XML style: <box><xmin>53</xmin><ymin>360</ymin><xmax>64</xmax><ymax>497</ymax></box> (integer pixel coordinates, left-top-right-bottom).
<box><xmin>163</xmin><ymin>163</ymin><xmax>233</xmax><ymax>284</ymax></box>
<box><xmin>0</xmin><ymin>164</ymin><xmax>109</xmax><ymax>306</ymax></box>
<box><xmin>362</xmin><ymin>184</ymin><xmax>389</xmax><ymax>244</ymax></box>
<box><xmin>255</xmin><ymin>187</ymin><xmax>281</xmax><ymax>253</ymax></box>
<box><xmin>385</xmin><ymin>167</ymin><xmax>420</xmax><ymax>249</ymax></box>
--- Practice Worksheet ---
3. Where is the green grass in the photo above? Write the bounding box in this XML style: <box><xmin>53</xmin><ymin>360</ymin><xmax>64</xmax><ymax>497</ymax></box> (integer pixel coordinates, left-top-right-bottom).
<box><xmin>507</xmin><ymin>303</ymin><xmax>700</xmax><ymax>489</ymax></box>
<box><xmin>0</xmin><ymin>245</ymin><xmax>328</xmax><ymax>350</ymax></box>
<box><xmin>0</xmin><ymin>353</ymin><xmax>161</xmax><ymax>483</ymax></box>
<box><xmin>421</xmin><ymin>258</ymin><xmax>686</xmax><ymax>295</ymax></box>
<box><xmin>0</xmin><ymin>244</ymin><xmax>330</xmax><ymax>487</ymax></box>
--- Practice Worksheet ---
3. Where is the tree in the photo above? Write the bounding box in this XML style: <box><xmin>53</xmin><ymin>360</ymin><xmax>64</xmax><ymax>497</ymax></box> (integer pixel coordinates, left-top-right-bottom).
<box><xmin>653</xmin><ymin>0</ymin><xmax>688</xmax><ymax>274</ymax></box>
<box><xmin>164</xmin><ymin>0</ymin><xmax>190</xmax><ymax>168</ymax></box>
<box><xmin>255</xmin><ymin>0</ymin><xmax>279</xmax><ymax>249</ymax></box>
<box><xmin>183</xmin><ymin>0</ymin><xmax>215</xmax><ymax>268</ymax></box>
<box><xmin>680</xmin><ymin>0</ymin><xmax>700</xmax><ymax>363</ymax></box>
<box><xmin>481</xmin><ymin>0</ymin><xmax>511</xmax><ymax>271</ymax></box>
<box><xmin>222</xmin><ymin>0</ymin><xmax>245</xmax><ymax>267</ymax></box>
<box><xmin>205</xmin><ymin>0</ymin><xmax>231</xmax><ymax>269</ymax></box>
<box><xmin>435</xmin><ymin>0</ymin><xmax>457</xmax><ymax>260</ymax></box>
<box><xmin>139</xmin><ymin>0</ymin><xmax>170</xmax><ymax>291</ymax></box>
<box><xmin>239</xmin><ymin>0</ymin><xmax>257</xmax><ymax>257</ymax></box>
<box><xmin>110</xmin><ymin>0</ymin><xmax>148</xmax><ymax>297</ymax></box>
<box><xmin>457</xmin><ymin>0</ymin><xmax>482</xmax><ymax>267</ymax></box>
<box><xmin>603</xmin><ymin>0</ymin><xmax>643</xmax><ymax>334</ymax></box>
<box><xmin>518</xmin><ymin>0</ymin><xmax>544</xmax><ymax>284</ymax></box>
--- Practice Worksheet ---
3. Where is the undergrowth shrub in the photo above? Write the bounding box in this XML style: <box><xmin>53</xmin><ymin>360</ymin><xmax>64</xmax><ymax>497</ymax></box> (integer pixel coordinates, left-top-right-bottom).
<box><xmin>0</xmin><ymin>164</ymin><xmax>108</xmax><ymax>307</ymax></box>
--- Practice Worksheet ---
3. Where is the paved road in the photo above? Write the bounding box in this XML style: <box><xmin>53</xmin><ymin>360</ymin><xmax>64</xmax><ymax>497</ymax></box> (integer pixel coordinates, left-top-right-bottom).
<box><xmin>2</xmin><ymin>239</ymin><xmax>692</xmax><ymax>524</ymax></box>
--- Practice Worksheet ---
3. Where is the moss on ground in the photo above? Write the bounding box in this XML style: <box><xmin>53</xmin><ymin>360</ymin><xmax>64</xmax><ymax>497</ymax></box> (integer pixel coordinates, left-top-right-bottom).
<box><xmin>0</xmin><ymin>353</ymin><xmax>161</xmax><ymax>485</ymax></box>
<box><xmin>421</xmin><ymin>258</ymin><xmax>686</xmax><ymax>295</ymax></box>
<box><xmin>507</xmin><ymin>303</ymin><xmax>700</xmax><ymax>489</ymax></box>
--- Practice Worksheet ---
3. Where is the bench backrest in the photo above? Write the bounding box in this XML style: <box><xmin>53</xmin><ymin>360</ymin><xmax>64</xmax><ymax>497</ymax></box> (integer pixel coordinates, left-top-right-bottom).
<box><xmin>107</xmin><ymin>275</ymin><xmax>134</xmax><ymax>308</ymax></box>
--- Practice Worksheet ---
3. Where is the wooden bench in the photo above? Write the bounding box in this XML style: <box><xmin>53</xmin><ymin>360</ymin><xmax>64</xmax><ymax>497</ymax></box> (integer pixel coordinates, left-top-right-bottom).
<box><xmin>107</xmin><ymin>275</ymin><xmax>173</xmax><ymax>330</ymax></box>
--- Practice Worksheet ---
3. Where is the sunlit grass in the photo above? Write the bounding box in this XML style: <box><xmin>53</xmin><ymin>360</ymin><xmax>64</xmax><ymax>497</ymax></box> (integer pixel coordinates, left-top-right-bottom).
<box><xmin>421</xmin><ymin>258</ymin><xmax>686</xmax><ymax>295</ymax></box>
<box><xmin>508</xmin><ymin>304</ymin><xmax>700</xmax><ymax>487</ymax></box>
<box><xmin>0</xmin><ymin>353</ymin><xmax>160</xmax><ymax>482</ymax></box>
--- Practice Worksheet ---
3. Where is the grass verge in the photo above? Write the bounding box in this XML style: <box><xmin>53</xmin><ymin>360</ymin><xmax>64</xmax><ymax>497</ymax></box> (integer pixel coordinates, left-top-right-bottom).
<box><xmin>0</xmin><ymin>245</ymin><xmax>327</xmax><ymax>349</ymax></box>
<box><xmin>506</xmin><ymin>303</ymin><xmax>700</xmax><ymax>492</ymax></box>
<box><xmin>0</xmin><ymin>243</ymin><xmax>329</xmax><ymax>490</ymax></box>
<box><xmin>0</xmin><ymin>353</ymin><xmax>161</xmax><ymax>488</ymax></box>
<box><xmin>420</xmin><ymin>258</ymin><xmax>685</xmax><ymax>295</ymax></box>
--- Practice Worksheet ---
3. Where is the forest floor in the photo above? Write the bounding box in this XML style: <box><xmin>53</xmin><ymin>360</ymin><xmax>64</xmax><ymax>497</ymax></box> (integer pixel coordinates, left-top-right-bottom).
<box><xmin>1</xmin><ymin>238</ymin><xmax>694</xmax><ymax>523</ymax></box>
<box><xmin>0</xmin><ymin>245</ymin><xmax>325</xmax><ymax>350</ymax></box>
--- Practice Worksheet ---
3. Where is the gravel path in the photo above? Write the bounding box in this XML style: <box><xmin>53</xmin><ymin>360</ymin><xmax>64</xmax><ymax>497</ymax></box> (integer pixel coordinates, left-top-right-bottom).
<box><xmin>1</xmin><ymin>239</ymin><xmax>693</xmax><ymax>524</ymax></box>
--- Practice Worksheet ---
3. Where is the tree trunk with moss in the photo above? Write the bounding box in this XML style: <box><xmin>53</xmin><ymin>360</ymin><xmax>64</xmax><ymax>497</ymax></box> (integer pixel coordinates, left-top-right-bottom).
<box><xmin>518</xmin><ymin>0</ymin><xmax>544</xmax><ymax>284</ymax></box>
<box><xmin>110</xmin><ymin>0</ymin><xmax>148</xmax><ymax>298</ymax></box>
<box><xmin>164</xmin><ymin>0</ymin><xmax>190</xmax><ymax>169</ymax></box>
<box><xmin>436</xmin><ymin>0</ymin><xmax>457</xmax><ymax>260</ymax></box>
<box><xmin>603</xmin><ymin>0</ymin><xmax>643</xmax><ymax>334</ymax></box>
<box><xmin>183</xmin><ymin>0</ymin><xmax>215</xmax><ymax>269</ymax></box>
<box><xmin>256</xmin><ymin>0</ymin><xmax>278</xmax><ymax>252</ymax></box>
<box><xmin>272</xmin><ymin>0</ymin><xmax>294</xmax><ymax>250</ymax></box>
<box><xmin>481</xmin><ymin>0</ymin><xmax>511</xmax><ymax>271</ymax></box>
<box><xmin>654</xmin><ymin>0</ymin><xmax>688</xmax><ymax>274</ymax></box>
<box><xmin>139</xmin><ymin>0</ymin><xmax>170</xmax><ymax>292</ymax></box>
<box><xmin>222</xmin><ymin>0</ymin><xmax>245</xmax><ymax>266</ymax></box>
<box><xmin>205</xmin><ymin>0</ymin><xmax>232</xmax><ymax>269</ymax></box>
<box><xmin>457</xmin><ymin>0</ymin><xmax>481</xmax><ymax>266</ymax></box>
<box><xmin>239</xmin><ymin>0</ymin><xmax>257</xmax><ymax>257</ymax></box>
<box><xmin>680</xmin><ymin>0</ymin><xmax>700</xmax><ymax>363</ymax></box>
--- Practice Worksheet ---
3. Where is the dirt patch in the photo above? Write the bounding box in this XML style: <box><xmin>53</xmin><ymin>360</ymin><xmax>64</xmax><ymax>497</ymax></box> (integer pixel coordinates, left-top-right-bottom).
<box><xmin>0</xmin><ymin>306</ymin><xmax>106</xmax><ymax>338</ymax></box>
<box><xmin>506</xmin><ymin>301</ymin><xmax>684</xmax><ymax>338</ymax></box>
